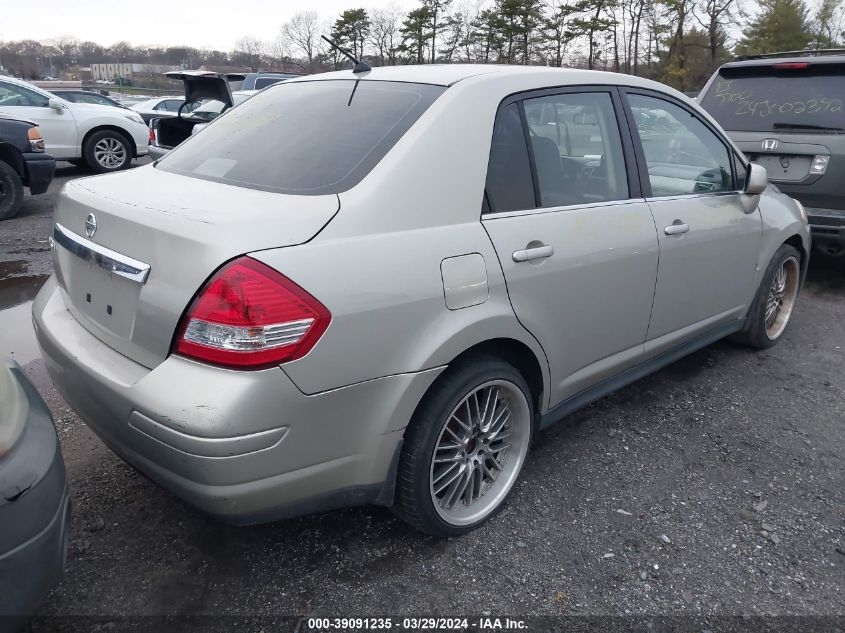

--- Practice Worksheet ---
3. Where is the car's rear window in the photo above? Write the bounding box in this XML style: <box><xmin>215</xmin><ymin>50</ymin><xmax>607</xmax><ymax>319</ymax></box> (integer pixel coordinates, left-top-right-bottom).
<box><xmin>699</xmin><ymin>64</ymin><xmax>845</xmax><ymax>132</ymax></box>
<box><xmin>157</xmin><ymin>80</ymin><xmax>445</xmax><ymax>195</ymax></box>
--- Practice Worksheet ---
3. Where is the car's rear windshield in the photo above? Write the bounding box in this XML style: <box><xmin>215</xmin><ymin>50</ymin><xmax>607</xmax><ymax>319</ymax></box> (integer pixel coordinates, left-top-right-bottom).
<box><xmin>699</xmin><ymin>63</ymin><xmax>845</xmax><ymax>133</ymax></box>
<box><xmin>157</xmin><ymin>79</ymin><xmax>445</xmax><ymax>195</ymax></box>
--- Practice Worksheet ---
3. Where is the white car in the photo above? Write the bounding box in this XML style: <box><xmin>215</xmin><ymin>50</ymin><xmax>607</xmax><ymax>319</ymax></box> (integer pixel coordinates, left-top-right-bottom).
<box><xmin>0</xmin><ymin>76</ymin><xmax>149</xmax><ymax>173</ymax></box>
<box><xmin>129</xmin><ymin>97</ymin><xmax>188</xmax><ymax>124</ymax></box>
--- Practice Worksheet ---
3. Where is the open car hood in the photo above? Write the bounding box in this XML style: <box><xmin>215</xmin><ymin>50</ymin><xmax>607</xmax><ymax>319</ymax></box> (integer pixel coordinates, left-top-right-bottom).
<box><xmin>164</xmin><ymin>70</ymin><xmax>244</xmax><ymax>109</ymax></box>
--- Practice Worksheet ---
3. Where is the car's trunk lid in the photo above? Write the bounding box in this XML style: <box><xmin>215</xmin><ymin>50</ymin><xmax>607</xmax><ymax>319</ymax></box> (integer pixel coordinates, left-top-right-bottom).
<box><xmin>164</xmin><ymin>70</ymin><xmax>243</xmax><ymax>109</ymax></box>
<box><xmin>51</xmin><ymin>166</ymin><xmax>338</xmax><ymax>369</ymax></box>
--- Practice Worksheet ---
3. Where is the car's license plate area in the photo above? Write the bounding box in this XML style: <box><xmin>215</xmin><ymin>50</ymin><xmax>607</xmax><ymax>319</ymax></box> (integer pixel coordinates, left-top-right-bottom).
<box><xmin>56</xmin><ymin>246</ymin><xmax>141</xmax><ymax>341</ymax></box>
<box><xmin>750</xmin><ymin>154</ymin><xmax>811</xmax><ymax>182</ymax></box>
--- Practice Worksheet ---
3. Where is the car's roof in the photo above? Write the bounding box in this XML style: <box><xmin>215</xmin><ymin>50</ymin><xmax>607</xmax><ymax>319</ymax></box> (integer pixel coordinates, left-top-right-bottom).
<box><xmin>286</xmin><ymin>64</ymin><xmax>673</xmax><ymax>92</ymax></box>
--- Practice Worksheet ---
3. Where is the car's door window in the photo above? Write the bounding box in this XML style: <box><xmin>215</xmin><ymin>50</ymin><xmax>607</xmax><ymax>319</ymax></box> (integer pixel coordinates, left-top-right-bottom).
<box><xmin>523</xmin><ymin>92</ymin><xmax>628</xmax><ymax>207</ymax></box>
<box><xmin>485</xmin><ymin>103</ymin><xmax>536</xmax><ymax>213</ymax></box>
<box><xmin>0</xmin><ymin>82</ymin><xmax>49</xmax><ymax>107</ymax></box>
<box><xmin>164</xmin><ymin>100</ymin><xmax>184</xmax><ymax>112</ymax></box>
<box><xmin>153</xmin><ymin>100</ymin><xmax>170</xmax><ymax>111</ymax></box>
<box><xmin>628</xmin><ymin>94</ymin><xmax>734</xmax><ymax>197</ymax></box>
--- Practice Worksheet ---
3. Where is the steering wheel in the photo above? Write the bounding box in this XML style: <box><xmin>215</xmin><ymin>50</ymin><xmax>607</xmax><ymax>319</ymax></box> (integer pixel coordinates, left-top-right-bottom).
<box><xmin>178</xmin><ymin>100</ymin><xmax>200</xmax><ymax>120</ymax></box>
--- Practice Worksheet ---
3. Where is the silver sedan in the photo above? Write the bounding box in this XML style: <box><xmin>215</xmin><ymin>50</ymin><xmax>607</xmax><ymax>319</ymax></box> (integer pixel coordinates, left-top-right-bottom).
<box><xmin>34</xmin><ymin>65</ymin><xmax>810</xmax><ymax>536</ymax></box>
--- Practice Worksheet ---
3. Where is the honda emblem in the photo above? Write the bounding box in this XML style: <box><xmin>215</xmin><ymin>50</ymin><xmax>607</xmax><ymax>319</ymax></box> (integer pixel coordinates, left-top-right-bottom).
<box><xmin>762</xmin><ymin>138</ymin><xmax>779</xmax><ymax>152</ymax></box>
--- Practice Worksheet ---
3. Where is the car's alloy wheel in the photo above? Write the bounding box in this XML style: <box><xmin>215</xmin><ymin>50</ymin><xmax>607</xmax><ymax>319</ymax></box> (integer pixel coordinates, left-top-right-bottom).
<box><xmin>429</xmin><ymin>379</ymin><xmax>531</xmax><ymax>527</ymax></box>
<box><xmin>395</xmin><ymin>356</ymin><xmax>534</xmax><ymax>536</ymax></box>
<box><xmin>764</xmin><ymin>255</ymin><xmax>800</xmax><ymax>341</ymax></box>
<box><xmin>93</xmin><ymin>137</ymin><xmax>127</xmax><ymax>170</ymax></box>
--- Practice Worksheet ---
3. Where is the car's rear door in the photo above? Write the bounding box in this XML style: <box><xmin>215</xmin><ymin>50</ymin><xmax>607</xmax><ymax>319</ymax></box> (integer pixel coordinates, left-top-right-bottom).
<box><xmin>621</xmin><ymin>89</ymin><xmax>762</xmax><ymax>355</ymax></box>
<box><xmin>482</xmin><ymin>87</ymin><xmax>659</xmax><ymax>408</ymax></box>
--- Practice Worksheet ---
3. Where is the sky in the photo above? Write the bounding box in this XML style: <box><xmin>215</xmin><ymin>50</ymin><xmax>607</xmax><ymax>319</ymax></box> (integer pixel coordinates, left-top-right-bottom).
<box><xmin>0</xmin><ymin>0</ymin><xmax>421</xmax><ymax>51</ymax></box>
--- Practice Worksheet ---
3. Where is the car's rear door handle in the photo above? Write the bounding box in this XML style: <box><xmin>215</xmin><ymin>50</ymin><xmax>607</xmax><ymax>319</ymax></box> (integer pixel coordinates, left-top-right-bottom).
<box><xmin>664</xmin><ymin>221</ymin><xmax>690</xmax><ymax>236</ymax></box>
<box><xmin>512</xmin><ymin>245</ymin><xmax>554</xmax><ymax>262</ymax></box>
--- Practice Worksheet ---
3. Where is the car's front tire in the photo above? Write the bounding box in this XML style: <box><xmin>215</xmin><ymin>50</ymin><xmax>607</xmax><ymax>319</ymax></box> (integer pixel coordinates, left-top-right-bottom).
<box><xmin>0</xmin><ymin>160</ymin><xmax>24</xmax><ymax>221</ymax></box>
<box><xmin>395</xmin><ymin>356</ymin><xmax>534</xmax><ymax>536</ymax></box>
<box><xmin>734</xmin><ymin>243</ymin><xmax>802</xmax><ymax>348</ymax></box>
<box><xmin>83</xmin><ymin>130</ymin><xmax>133</xmax><ymax>173</ymax></box>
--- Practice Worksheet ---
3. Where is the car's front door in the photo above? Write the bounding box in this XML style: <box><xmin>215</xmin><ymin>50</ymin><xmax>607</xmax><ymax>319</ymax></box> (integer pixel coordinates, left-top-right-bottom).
<box><xmin>622</xmin><ymin>91</ymin><xmax>763</xmax><ymax>355</ymax></box>
<box><xmin>482</xmin><ymin>89</ymin><xmax>659</xmax><ymax>408</ymax></box>
<box><xmin>0</xmin><ymin>80</ymin><xmax>78</xmax><ymax>159</ymax></box>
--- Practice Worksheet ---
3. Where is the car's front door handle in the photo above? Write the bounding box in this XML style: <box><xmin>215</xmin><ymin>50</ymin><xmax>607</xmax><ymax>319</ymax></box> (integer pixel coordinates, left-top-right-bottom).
<box><xmin>512</xmin><ymin>245</ymin><xmax>555</xmax><ymax>262</ymax></box>
<box><xmin>664</xmin><ymin>221</ymin><xmax>690</xmax><ymax>236</ymax></box>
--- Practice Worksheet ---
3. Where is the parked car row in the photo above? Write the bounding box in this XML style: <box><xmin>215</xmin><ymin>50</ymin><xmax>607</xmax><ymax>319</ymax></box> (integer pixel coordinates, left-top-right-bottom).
<box><xmin>0</xmin><ymin>75</ymin><xmax>149</xmax><ymax>174</ymax></box>
<box><xmin>31</xmin><ymin>63</ymin><xmax>809</xmax><ymax>542</ymax></box>
<box><xmin>1</xmin><ymin>51</ymin><xmax>836</xmax><ymax>621</ymax></box>
<box><xmin>149</xmin><ymin>70</ymin><xmax>257</xmax><ymax>159</ymax></box>
<box><xmin>0</xmin><ymin>70</ymin><xmax>297</xmax><ymax>221</ymax></box>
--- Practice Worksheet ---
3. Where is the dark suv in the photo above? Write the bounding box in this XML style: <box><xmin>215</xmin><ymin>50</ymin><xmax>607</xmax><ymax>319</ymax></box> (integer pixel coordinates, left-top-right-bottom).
<box><xmin>699</xmin><ymin>49</ymin><xmax>845</xmax><ymax>256</ymax></box>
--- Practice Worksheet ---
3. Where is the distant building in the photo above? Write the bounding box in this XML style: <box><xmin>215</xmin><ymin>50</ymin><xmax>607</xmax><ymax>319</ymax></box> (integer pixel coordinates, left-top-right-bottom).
<box><xmin>89</xmin><ymin>63</ymin><xmax>181</xmax><ymax>81</ymax></box>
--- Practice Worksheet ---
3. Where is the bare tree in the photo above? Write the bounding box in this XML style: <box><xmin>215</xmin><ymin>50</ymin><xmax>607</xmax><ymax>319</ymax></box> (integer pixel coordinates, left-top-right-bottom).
<box><xmin>269</xmin><ymin>31</ymin><xmax>300</xmax><ymax>69</ymax></box>
<box><xmin>283</xmin><ymin>11</ymin><xmax>322</xmax><ymax>71</ymax></box>
<box><xmin>369</xmin><ymin>5</ymin><xmax>404</xmax><ymax>65</ymax></box>
<box><xmin>694</xmin><ymin>0</ymin><xmax>735</xmax><ymax>66</ymax></box>
<box><xmin>234</xmin><ymin>35</ymin><xmax>266</xmax><ymax>71</ymax></box>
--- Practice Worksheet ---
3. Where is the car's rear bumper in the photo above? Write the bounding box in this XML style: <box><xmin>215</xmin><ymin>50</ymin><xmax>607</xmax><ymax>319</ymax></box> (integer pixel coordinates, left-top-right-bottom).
<box><xmin>22</xmin><ymin>153</ymin><xmax>56</xmax><ymax>196</ymax></box>
<box><xmin>32</xmin><ymin>277</ymin><xmax>442</xmax><ymax>524</ymax></box>
<box><xmin>0</xmin><ymin>360</ymin><xmax>70</xmax><ymax>620</ymax></box>
<box><xmin>806</xmin><ymin>207</ymin><xmax>845</xmax><ymax>245</ymax></box>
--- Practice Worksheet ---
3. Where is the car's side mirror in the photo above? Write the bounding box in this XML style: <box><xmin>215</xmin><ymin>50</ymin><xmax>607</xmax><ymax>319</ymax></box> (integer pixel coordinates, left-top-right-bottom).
<box><xmin>744</xmin><ymin>162</ymin><xmax>767</xmax><ymax>195</ymax></box>
<box><xmin>47</xmin><ymin>98</ymin><xmax>64</xmax><ymax>113</ymax></box>
<box><xmin>740</xmin><ymin>162</ymin><xmax>767</xmax><ymax>213</ymax></box>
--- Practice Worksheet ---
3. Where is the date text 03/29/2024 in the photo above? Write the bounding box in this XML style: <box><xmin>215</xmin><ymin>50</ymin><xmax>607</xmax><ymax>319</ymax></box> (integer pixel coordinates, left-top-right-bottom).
<box><xmin>302</xmin><ymin>617</ymin><xmax>528</xmax><ymax>631</ymax></box>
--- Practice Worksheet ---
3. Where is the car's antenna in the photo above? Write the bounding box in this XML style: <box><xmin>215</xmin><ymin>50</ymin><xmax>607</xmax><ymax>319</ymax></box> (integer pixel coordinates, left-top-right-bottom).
<box><xmin>320</xmin><ymin>35</ymin><xmax>371</xmax><ymax>74</ymax></box>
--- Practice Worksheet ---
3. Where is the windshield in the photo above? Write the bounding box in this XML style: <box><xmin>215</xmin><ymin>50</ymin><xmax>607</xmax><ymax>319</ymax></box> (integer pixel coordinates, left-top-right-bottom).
<box><xmin>158</xmin><ymin>80</ymin><xmax>445</xmax><ymax>195</ymax></box>
<box><xmin>699</xmin><ymin>65</ymin><xmax>845</xmax><ymax>132</ymax></box>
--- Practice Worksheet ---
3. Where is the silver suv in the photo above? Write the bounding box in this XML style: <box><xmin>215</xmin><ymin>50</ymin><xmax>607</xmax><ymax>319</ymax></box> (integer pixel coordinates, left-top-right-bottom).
<box><xmin>34</xmin><ymin>65</ymin><xmax>810</xmax><ymax>536</ymax></box>
<box><xmin>699</xmin><ymin>49</ymin><xmax>845</xmax><ymax>256</ymax></box>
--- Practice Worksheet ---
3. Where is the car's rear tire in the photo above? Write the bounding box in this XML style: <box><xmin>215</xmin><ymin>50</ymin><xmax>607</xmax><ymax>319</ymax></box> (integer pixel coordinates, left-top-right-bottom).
<box><xmin>394</xmin><ymin>356</ymin><xmax>534</xmax><ymax>537</ymax></box>
<box><xmin>734</xmin><ymin>244</ymin><xmax>802</xmax><ymax>349</ymax></box>
<box><xmin>0</xmin><ymin>160</ymin><xmax>24</xmax><ymax>221</ymax></box>
<box><xmin>83</xmin><ymin>130</ymin><xmax>132</xmax><ymax>173</ymax></box>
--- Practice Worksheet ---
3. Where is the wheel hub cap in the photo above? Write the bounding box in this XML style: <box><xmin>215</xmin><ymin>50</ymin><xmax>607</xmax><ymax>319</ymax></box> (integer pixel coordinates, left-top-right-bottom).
<box><xmin>429</xmin><ymin>379</ymin><xmax>531</xmax><ymax>526</ymax></box>
<box><xmin>94</xmin><ymin>138</ymin><xmax>127</xmax><ymax>169</ymax></box>
<box><xmin>764</xmin><ymin>256</ymin><xmax>799</xmax><ymax>340</ymax></box>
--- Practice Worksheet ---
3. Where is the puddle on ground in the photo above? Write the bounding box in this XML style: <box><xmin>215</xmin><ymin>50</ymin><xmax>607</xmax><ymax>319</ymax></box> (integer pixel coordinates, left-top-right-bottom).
<box><xmin>0</xmin><ymin>259</ymin><xmax>49</xmax><ymax>365</ymax></box>
<box><xmin>0</xmin><ymin>301</ymin><xmax>41</xmax><ymax>365</ymax></box>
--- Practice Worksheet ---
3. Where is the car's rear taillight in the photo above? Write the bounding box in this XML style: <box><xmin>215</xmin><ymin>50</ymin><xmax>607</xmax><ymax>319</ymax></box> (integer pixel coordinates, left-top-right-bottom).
<box><xmin>174</xmin><ymin>257</ymin><xmax>330</xmax><ymax>369</ymax></box>
<box><xmin>148</xmin><ymin>125</ymin><xmax>155</xmax><ymax>144</ymax></box>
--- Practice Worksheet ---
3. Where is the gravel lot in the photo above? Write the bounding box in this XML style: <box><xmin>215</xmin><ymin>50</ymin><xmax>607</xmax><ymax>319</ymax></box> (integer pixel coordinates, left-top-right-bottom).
<box><xmin>2</xmin><ymin>161</ymin><xmax>843</xmax><ymax>626</ymax></box>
